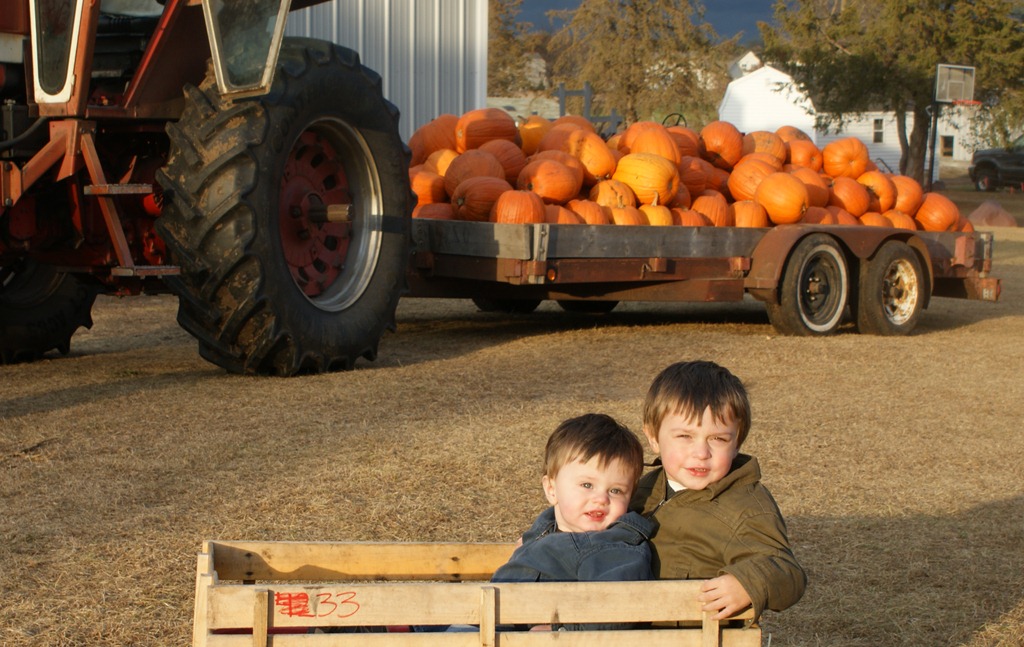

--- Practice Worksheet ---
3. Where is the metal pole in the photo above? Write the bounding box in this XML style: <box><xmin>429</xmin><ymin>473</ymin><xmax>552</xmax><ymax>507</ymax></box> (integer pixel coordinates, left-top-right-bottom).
<box><xmin>926</xmin><ymin>102</ymin><xmax>940</xmax><ymax>191</ymax></box>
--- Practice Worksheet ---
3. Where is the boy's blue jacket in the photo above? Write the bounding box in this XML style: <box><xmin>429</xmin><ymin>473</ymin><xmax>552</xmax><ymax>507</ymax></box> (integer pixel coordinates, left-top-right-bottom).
<box><xmin>491</xmin><ymin>507</ymin><xmax>655</xmax><ymax>630</ymax></box>
<box><xmin>492</xmin><ymin>507</ymin><xmax>655</xmax><ymax>583</ymax></box>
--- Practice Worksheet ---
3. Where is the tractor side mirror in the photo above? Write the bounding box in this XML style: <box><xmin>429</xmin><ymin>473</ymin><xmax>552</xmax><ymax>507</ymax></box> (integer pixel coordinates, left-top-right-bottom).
<box><xmin>201</xmin><ymin>0</ymin><xmax>291</xmax><ymax>98</ymax></box>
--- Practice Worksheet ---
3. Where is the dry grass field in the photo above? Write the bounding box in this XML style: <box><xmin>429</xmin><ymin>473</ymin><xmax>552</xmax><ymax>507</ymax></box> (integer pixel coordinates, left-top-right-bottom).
<box><xmin>2</xmin><ymin>190</ymin><xmax>1023</xmax><ymax>645</ymax></box>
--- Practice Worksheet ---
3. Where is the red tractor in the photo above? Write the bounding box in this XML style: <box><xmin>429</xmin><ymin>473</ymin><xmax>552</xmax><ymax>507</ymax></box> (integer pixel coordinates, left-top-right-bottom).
<box><xmin>0</xmin><ymin>0</ymin><xmax>411</xmax><ymax>374</ymax></box>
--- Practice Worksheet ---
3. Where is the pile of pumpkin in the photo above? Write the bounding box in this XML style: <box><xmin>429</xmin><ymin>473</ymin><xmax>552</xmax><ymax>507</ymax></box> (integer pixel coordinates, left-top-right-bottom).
<box><xmin>408</xmin><ymin>107</ymin><xmax>972</xmax><ymax>232</ymax></box>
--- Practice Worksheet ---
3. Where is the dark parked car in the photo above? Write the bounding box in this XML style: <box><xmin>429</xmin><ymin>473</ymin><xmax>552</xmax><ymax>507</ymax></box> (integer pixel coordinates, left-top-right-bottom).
<box><xmin>969</xmin><ymin>135</ymin><xmax>1024</xmax><ymax>191</ymax></box>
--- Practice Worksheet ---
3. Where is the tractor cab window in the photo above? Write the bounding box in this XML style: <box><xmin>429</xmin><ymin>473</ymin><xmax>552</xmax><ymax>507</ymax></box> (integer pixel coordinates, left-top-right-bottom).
<box><xmin>203</xmin><ymin>0</ymin><xmax>290</xmax><ymax>96</ymax></box>
<box><xmin>31</xmin><ymin>0</ymin><xmax>78</xmax><ymax>96</ymax></box>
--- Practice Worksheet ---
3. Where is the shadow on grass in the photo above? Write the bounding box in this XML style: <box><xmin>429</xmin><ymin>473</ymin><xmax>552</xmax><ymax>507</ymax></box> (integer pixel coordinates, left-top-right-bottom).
<box><xmin>770</xmin><ymin>496</ymin><xmax>1024</xmax><ymax>646</ymax></box>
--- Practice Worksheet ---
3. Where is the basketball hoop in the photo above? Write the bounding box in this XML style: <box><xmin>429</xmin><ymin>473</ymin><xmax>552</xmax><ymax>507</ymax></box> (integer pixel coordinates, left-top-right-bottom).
<box><xmin>952</xmin><ymin>99</ymin><xmax>982</xmax><ymax>107</ymax></box>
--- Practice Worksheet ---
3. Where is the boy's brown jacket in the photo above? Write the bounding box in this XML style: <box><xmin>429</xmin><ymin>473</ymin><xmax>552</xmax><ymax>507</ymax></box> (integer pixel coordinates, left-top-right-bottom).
<box><xmin>630</xmin><ymin>454</ymin><xmax>806</xmax><ymax>621</ymax></box>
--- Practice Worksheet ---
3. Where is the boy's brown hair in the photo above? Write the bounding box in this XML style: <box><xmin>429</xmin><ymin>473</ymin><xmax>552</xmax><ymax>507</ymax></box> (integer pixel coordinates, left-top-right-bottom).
<box><xmin>643</xmin><ymin>360</ymin><xmax>752</xmax><ymax>448</ymax></box>
<box><xmin>544</xmin><ymin>413</ymin><xmax>645</xmax><ymax>486</ymax></box>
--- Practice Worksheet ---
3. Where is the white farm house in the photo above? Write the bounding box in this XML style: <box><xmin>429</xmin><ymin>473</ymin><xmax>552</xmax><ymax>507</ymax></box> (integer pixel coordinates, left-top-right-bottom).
<box><xmin>719</xmin><ymin>58</ymin><xmax>976</xmax><ymax>181</ymax></box>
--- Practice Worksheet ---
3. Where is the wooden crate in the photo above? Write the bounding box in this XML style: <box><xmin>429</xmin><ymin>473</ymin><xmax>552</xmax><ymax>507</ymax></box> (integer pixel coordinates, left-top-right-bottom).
<box><xmin>194</xmin><ymin>540</ymin><xmax>762</xmax><ymax>646</ymax></box>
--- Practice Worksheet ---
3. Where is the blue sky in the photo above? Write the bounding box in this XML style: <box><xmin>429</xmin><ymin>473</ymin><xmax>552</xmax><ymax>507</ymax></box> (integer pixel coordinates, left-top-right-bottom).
<box><xmin>517</xmin><ymin>1</ymin><xmax>777</xmax><ymax>44</ymax></box>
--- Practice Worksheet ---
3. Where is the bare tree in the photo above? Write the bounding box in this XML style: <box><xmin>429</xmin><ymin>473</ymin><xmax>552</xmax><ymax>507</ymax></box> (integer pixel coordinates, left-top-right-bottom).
<box><xmin>547</xmin><ymin>0</ymin><xmax>734</xmax><ymax>127</ymax></box>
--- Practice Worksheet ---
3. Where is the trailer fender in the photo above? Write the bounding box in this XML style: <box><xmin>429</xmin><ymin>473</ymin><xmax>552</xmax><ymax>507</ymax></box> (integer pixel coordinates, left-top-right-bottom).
<box><xmin>744</xmin><ymin>226</ymin><xmax>934</xmax><ymax>307</ymax></box>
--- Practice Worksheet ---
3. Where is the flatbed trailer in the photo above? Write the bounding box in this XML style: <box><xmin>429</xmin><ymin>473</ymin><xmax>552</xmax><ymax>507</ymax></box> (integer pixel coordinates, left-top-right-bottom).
<box><xmin>407</xmin><ymin>220</ymin><xmax>1000</xmax><ymax>335</ymax></box>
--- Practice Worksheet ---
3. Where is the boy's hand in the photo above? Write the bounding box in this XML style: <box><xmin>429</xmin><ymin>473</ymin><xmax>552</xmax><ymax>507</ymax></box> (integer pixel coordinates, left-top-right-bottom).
<box><xmin>698</xmin><ymin>574</ymin><xmax>752</xmax><ymax>620</ymax></box>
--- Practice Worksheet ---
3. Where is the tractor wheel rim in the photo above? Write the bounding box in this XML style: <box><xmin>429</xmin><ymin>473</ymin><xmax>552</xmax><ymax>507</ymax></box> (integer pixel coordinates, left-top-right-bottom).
<box><xmin>279</xmin><ymin>120</ymin><xmax>382</xmax><ymax>311</ymax></box>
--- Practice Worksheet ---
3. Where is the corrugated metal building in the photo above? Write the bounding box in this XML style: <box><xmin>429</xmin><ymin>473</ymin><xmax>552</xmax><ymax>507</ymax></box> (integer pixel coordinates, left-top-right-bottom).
<box><xmin>285</xmin><ymin>0</ymin><xmax>488</xmax><ymax>141</ymax></box>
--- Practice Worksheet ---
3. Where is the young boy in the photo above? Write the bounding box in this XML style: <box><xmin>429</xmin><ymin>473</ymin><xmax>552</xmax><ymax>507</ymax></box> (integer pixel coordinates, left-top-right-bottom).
<box><xmin>491</xmin><ymin>413</ymin><xmax>655</xmax><ymax>628</ymax></box>
<box><xmin>631</xmin><ymin>360</ymin><xmax>806</xmax><ymax>623</ymax></box>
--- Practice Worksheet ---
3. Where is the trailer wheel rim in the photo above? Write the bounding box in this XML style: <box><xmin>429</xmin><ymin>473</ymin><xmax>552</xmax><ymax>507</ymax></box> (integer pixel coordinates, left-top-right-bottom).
<box><xmin>797</xmin><ymin>245</ymin><xmax>847</xmax><ymax>331</ymax></box>
<box><xmin>279</xmin><ymin>120</ymin><xmax>382</xmax><ymax>311</ymax></box>
<box><xmin>881</xmin><ymin>258</ymin><xmax>920</xmax><ymax>325</ymax></box>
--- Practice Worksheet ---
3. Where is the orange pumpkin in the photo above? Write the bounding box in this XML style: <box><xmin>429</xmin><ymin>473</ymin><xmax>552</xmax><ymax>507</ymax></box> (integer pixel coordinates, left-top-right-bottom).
<box><xmin>412</xmin><ymin>202</ymin><xmax>456</xmax><ymax>220</ymax></box>
<box><xmin>730</xmin><ymin>200</ymin><xmax>770</xmax><ymax>228</ymax></box>
<box><xmin>890</xmin><ymin>175</ymin><xmax>924</xmax><ymax>215</ymax></box>
<box><xmin>451</xmin><ymin>176</ymin><xmax>513</xmax><ymax>222</ymax></box>
<box><xmin>883</xmin><ymin>209</ymin><xmax>918</xmax><ymax>231</ymax></box>
<box><xmin>589</xmin><ymin>179</ymin><xmax>637</xmax><ymax>209</ymax></box>
<box><xmin>517</xmin><ymin>159</ymin><xmax>582</xmax><ymax>204</ymax></box>
<box><xmin>859</xmin><ymin>212</ymin><xmax>891</xmax><ymax>228</ymax></box>
<box><xmin>672</xmin><ymin>208</ymin><xmax>711</xmax><ymax>227</ymax></box>
<box><xmin>699</xmin><ymin>120</ymin><xmax>744</xmax><ymax>170</ymax></box>
<box><xmin>454</xmin><ymin>108</ymin><xmax>518</xmax><ymax>152</ymax></box>
<box><xmin>612</xmin><ymin>152</ymin><xmax>680</xmax><ymax>206</ymax></box>
<box><xmin>857</xmin><ymin>170</ymin><xmax>897</xmax><ymax>213</ymax></box>
<box><xmin>619</xmin><ymin>121</ymin><xmax>664</xmax><ymax>152</ymax></box>
<box><xmin>754</xmin><ymin>172</ymin><xmax>809</xmax><ymax>224</ymax></box>
<box><xmin>828</xmin><ymin>176</ymin><xmax>871</xmax><ymax>217</ymax></box>
<box><xmin>410</xmin><ymin>168</ymin><xmax>448</xmax><ymax>205</ymax></box>
<box><xmin>822</xmin><ymin>136</ymin><xmax>869</xmax><ymax>179</ymax></box>
<box><xmin>677</xmin><ymin>156</ymin><xmax>709</xmax><ymax>197</ymax></box>
<box><xmin>479</xmin><ymin>139</ymin><xmax>528</xmax><ymax>185</ymax></box>
<box><xmin>786</xmin><ymin>139</ymin><xmax>823</xmax><ymax>172</ymax></box>
<box><xmin>666</xmin><ymin>125</ymin><xmax>701</xmax><ymax>158</ymax></box>
<box><xmin>552</xmin><ymin>114</ymin><xmax>596</xmax><ymax>133</ymax></box>
<box><xmin>567</xmin><ymin>198</ymin><xmax>612</xmax><ymax>225</ymax></box>
<box><xmin>492</xmin><ymin>189</ymin><xmax>546</xmax><ymax>224</ymax></box>
<box><xmin>668</xmin><ymin>181</ymin><xmax>692</xmax><ymax>209</ymax></box>
<box><xmin>801</xmin><ymin>205</ymin><xmax>837</xmax><ymax>225</ymax></box>
<box><xmin>518</xmin><ymin>115</ymin><xmax>553</xmax><ymax>156</ymax></box>
<box><xmin>737</xmin><ymin>151</ymin><xmax>784</xmax><ymax>170</ymax></box>
<box><xmin>640</xmin><ymin>204</ymin><xmax>675</xmax><ymax>226</ymax></box>
<box><xmin>443</xmin><ymin>150</ymin><xmax>506</xmax><ymax>197</ymax></box>
<box><xmin>826</xmin><ymin>205</ymin><xmax>861</xmax><ymax>225</ymax></box>
<box><xmin>409</xmin><ymin>113</ymin><xmax>459</xmax><ymax>166</ymax></box>
<box><xmin>914</xmin><ymin>192</ymin><xmax>960</xmax><ymax>232</ymax></box>
<box><xmin>691</xmin><ymin>190</ymin><xmax>732</xmax><ymax>227</ymax></box>
<box><xmin>775</xmin><ymin>124</ymin><xmax>812</xmax><ymax>143</ymax></box>
<box><xmin>424</xmin><ymin>148</ymin><xmax>459</xmax><ymax>176</ymax></box>
<box><xmin>544</xmin><ymin>204</ymin><xmax>584</xmax><ymax>224</ymax></box>
<box><xmin>609</xmin><ymin>205</ymin><xmax>648</xmax><ymax>225</ymax></box>
<box><xmin>542</xmin><ymin>129</ymin><xmax>618</xmax><ymax>185</ymax></box>
<box><xmin>790</xmin><ymin>167</ymin><xmax>830</xmax><ymax>207</ymax></box>
<box><xmin>727</xmin><ymin>158</ymin><xmax>777</xmax><ymax>202</ymax></box>
<box><xmin>630</xmin><ymin>126</ymin><xmax>682</xmax><ymax>165</ymax></box>
<box><xmin>742</xmin><ymin>131</ymin><xmax>787</xmax><ymax>166</ymax></box>
<box><xmin>529</xmin><ymin>150</ymin><xmax>586</xmax><ymax>188</ymax></box>
<box><xmin>705</xmin><ymin>166</ymin><xmax>732</xmax><ymax>198</ymax></box>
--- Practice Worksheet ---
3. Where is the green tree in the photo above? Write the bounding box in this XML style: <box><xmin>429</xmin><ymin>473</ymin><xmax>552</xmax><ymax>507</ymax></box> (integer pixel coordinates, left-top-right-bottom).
<box><xmin>762</xmin><ymin>0</ymin><xmax>1024</xmax><ymax>182</ymax></box>
<box><xmin>547</xmin><ymin>0</ymin><xmax>733</xmax><ymax>127</ymax></box>
<box><xmin>489</xmin><ymin>0</ymin><xmax>536</xmax><ymax>95</ymax></box>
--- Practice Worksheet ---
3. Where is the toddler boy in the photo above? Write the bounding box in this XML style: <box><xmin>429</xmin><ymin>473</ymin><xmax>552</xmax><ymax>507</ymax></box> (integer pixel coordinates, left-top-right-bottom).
<box><xmin>492</xmin><ymin>413</ymin><xmax>655</xmax><ymax>629</ymax></box>
<box><xmin>631</xmin><ymin>360</ymin><xmax>806</xmax><ymax>622</ymax></box>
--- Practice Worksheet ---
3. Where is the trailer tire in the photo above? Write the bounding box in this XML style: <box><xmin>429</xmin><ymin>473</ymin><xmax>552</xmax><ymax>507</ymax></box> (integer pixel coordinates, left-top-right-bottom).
<box><xmin>472</xmin><ymin>298</ymin><xmax>541</xmax><ymax>314</ymax></box>
<box><xmin>0</xmin><ymin>261</ymin><xmax>96</xmax><ymax>363</ymax></box>
<box><xmin>156</xmin><ymin>39</ymin><xmax>410</xmax><ymax>375</ymax></box>
<box><xmin>765</xmin><ymin>233</ymin><xmax>849</xmax><ymax>336</ymax></box>
<box><xmin>855</xmin><ymin>240</ymin><xmax>924</xmax><ymax>336</ymax></box>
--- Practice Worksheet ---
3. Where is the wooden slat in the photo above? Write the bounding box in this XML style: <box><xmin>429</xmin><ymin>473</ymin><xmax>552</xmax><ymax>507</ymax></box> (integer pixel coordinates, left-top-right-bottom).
<box><xmin>206</xmin><ymin>581</ymin><xmax>753</xmax><ymax>630</ymax></box>
<box><xmin>209</xmin><ymin>541</ymin><xmax>515</xmax><ymax>581</ymax></box>
<box><xmin>194</xmin><ymin>542</ymin><xmax>761</xmax><ymax>647</ymax></box>
<box><xmin>251</xmin><ymin>590</ymin><xmax>268</xmax><ymax>647</ymax></box>
<box><xmin>202</xmin><ymin>627</ymin><xmax>761</xmax><ymax>647</ymax></box>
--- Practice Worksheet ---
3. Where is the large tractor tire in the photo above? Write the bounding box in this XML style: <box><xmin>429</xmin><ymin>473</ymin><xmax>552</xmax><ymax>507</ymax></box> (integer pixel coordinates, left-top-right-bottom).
<box><xmin>0</xmin><ymin>260</ymin><xmax>96</xmax><ymax>363</ymax></box>
<box><xmin>156</xmin><ymin>39</ymin><xmax>411</xmax><ymax>375</ymax></box>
